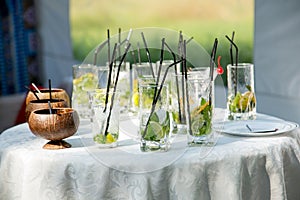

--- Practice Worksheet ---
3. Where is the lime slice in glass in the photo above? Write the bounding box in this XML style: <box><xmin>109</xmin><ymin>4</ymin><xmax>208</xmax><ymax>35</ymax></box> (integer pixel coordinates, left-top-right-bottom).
<box><xmin>146</xmin><ymin>121</ymin><xmax>164</xmax><ymax>140</ymax></box>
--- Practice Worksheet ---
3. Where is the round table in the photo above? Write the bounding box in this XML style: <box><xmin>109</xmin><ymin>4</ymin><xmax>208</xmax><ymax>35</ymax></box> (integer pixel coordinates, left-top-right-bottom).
<box><xmin>1</xmin><ymin>110</ymin><xmax>300</xmax><ymax>200</ymax></box>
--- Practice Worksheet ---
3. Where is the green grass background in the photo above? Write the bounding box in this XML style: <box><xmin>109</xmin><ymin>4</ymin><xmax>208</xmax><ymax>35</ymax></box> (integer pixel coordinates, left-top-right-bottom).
<box><xmin>70</xmin><ymin>0</ymin><xmax>254</xmax><ymax>77</ymax></box>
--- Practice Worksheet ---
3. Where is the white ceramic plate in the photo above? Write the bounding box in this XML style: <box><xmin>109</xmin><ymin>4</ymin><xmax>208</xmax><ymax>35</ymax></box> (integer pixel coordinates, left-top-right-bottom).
<box><xmin>214</xmin><ymin>119</ymin><xmax>298</xmax><ymax>137</ymax></box>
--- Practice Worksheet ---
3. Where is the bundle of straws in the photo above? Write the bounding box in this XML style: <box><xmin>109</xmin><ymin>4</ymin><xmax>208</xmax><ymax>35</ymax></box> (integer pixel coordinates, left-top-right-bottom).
<box><xmin>139</xmin><ymin>30</ymin><xmax>219</xmax><ymax>136</ymax></box>
<box><xmin>225</xmin><ymin>31</ymin><xmax>239</xmax><ymax>96</ymax></box>
<box><xmin>139</xmin><ymin>32</ymin><xmax>185</xmax><ymax>138</ymax></box>
<box><xmin>100</xmin><ymin>29</ymin><xmax>132</xmax><ymax>136</ymax></box>
<box><xmin>92</xmin><ymin>28</ymin><xmax>220</xmax><ymax>137</ymax></box>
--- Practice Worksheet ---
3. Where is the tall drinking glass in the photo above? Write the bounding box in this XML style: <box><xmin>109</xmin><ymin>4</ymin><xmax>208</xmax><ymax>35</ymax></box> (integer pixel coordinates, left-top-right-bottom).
<box><xmin>138</xmin><ymin>77</ymin><xmax>170</xmax><ymax>152</ymax></box>
<box><xmin>186</xmin><ymin>72</ymin><xmax>215</xmax><ymax>146</ymax></box>
<box><xmin>227</xmin><ymin>63</ymin><xmax>256</xmax><ymax>120</ymax></box>
<box><xmin>170</xmin><ymin>73</ymin><xmax>187</xmax><ymax>134</ymax></box>
<box><xmin>72</xmin><ymin>64</ymin><xmax>99</xmax><ymax>119</ymax></box>
<box><xmin>90</xmin><ymin>89</ymin><xmax>120</xmax><ymax>148</ymax></box>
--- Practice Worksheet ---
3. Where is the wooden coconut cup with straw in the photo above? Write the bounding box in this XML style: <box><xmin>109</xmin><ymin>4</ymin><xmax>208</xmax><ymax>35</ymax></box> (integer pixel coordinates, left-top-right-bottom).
<box><xmin>25</xmin><ymin>99</ymin><xmax>68</xmax><ymax>121</ymax></box>
<box><xmin>25</xmin><ymin>87</ymin><xmax>70</xmax><ymax>107</ymax></box>
<box><xmin>25</xmin><ymin>79</ymin><xmax>68</xmax><ymax>121</ymax></box>
<box><xmin>28</xmin><ymin>107</ymin><xmax>79</xmax><ymax>149</ymax></box>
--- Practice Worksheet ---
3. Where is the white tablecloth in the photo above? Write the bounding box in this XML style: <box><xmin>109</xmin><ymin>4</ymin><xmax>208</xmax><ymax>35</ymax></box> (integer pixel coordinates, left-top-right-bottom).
<box><xmin>1</xmin><ymin>110</ymin><xmax>300</xmax><ymax>200</ymax></box>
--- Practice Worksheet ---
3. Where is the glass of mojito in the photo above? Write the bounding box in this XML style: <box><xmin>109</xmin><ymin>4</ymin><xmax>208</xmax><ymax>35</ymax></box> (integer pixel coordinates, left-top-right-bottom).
<box><xmin>186</xmin><ymin>73</ymin><xmax>215</xmax><ymax>146</ymax></box>
<box><xmin>90</xmin><ymin>89</ymin><xmax>120</xmax><ymax>148</ymax></box>
<box><xmin>138</xmin><ymin>77</ymin><xmax>170</xmax><ymax>152</ymax></box>
<box><xmin>227</xmin><ymin>63</ymin><xmax>256</xmax><ymax>120</ymax></box>
<box><xmin>72</xmin><ymin>64</ymin><xmax>99</xmax><ymax>119</ymax></box>
<box><xmin>170</xmin><ymin>73</ymin><xmax>187</xmax><ymax>135</ymax></box>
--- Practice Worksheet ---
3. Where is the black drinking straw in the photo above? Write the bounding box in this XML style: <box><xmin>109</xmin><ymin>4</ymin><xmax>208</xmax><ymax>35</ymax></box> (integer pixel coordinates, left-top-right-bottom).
<box><xmin>24</xmin><ymin>86</ymin><xmax>40</xmax><ymax>100</ymax></box>
<box><xmin>225</xmin><ymin>35</ymin><xmax>239</xmax><ymax>96</ymax></box>
<box><xmin>179</xmin><ymin>35</ymin><xmax>186</xmax><ymax>124</ymax></box>
<box><xmin>154</xmin><ymin>59</ymin><xmax>184</xmax><ymax>104</ymax></box>
<box><xmin>114</xmin><ymin>32</ymin><xmax>131</xmax><ymax>71</ymax></box>
<box><xmin>118</xmin><ymin>28</ymin><xmax>121</xmax><ymax>61</ymax></box>
<box><xmin>141</xmin><ymin>32</ymin><xmax>155</xmax><ymax>78</ymax></box>
<box><xmin>209</xmin><ymin>38</ymin><xmax>218</xmax><ymax>105</ymax></box>
<box><xmin>104</xmin><ymin>43</ymin><xmax>131</xmax><ymax>136</ymax></box>
<box><xmin>156</xmin><ymin>38</ymin><xmax>165</xmax><ymax>82</ymax></box>
<box><xmin>178</xmin><ymin>31</ymin><xmax>185</xmax><ymax>92</ymax></box>
<box><xmin>229</xmin><ymin>31</ymin><xmax>235</xmax><ymax>66</ymax></box>
<box><xmin>111</xmin><ymin>38</ymin><xmax>130</xmax><ymax>85</ymax></box>
<box><xmin>103</xmin><ymin>43</ymin><xmax>118</xmax><ymax>113</ymax></box>
<box><xmin>225</xmin><ymin>34</ymin><xmax>238</xmax><ymax>66</ymax></box>
<box><xmin>177</xmin><ymin>31</ymin><xmax>183</xmax><ymax>60</ymax></box>
<box><xmin>137</xmin><ymin>42</ymin><xmax>141</xmax><ymax>64</ymax></box>
<box><xmin>93</xmin><ymin>40</ymin><xmax>108</xmax><ymax>65</ymax></box>
<box><xmin>164</xmin><ymin>41</ymin><xmax>183</xmax><ymax>123</ymax></box>
<box><xmin>210</xmin><ymin>38</ymin><xmax>218</xmax><ymax>82</ymax></box>
<box><xmin>117</xmin><ymin>28</ymin><xmax>132</xmax><ymax>58</ymax></box>
<box><xmin>186</xmin><ymin>36</ymin><xmax>194</xmax><ymax>44</ymax></box>
<box><xmin>164</xmin><ymin>41</ymin><xmax>176</xmax><ymax>62</ymax></box>
<box><xmin>48</xmin><ymin>79</ymin><xmax>52</xmax><ymax>101</ymax></box>
<box><xmin>182</xmin><ymin>40</ymin><xmax>192</xmax><ymax>135</ymax></box>
<box><xmin>129</xmin><ymin>49</ymin><xmax>135</xmax><ymax>105</ymax></box>
<box><xmin>107</xmin><ymin>29</ymin><xmax>111</xmax><ymax>67</ymax></box>
<box><xmin>142</xmin><ymin>59</ymin><xmax>184</xmax><ymax>138</ymax></box>
<box><xmin>153</xmin><ymin>38</ymin><xmax>165</xmax><ymax>100</ymax></box>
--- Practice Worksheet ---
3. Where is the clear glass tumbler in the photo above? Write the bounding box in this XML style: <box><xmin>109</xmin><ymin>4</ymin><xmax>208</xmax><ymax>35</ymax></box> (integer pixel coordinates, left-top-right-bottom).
<box><xmin>90</xmin><ymin>89</ymin><xmax>120</xmax><ymax>148</ymax></box>
<box><xmin>227</xmin><ymin>63</ymin><xmax>256</xmax><ymax>120</ymax></box>
<box><xmin>138</xmin><ymin>77</ymin><xmax>171</xmax><ymax>152</ymax></box>
<box><xmin>186</xmin><ymin>72</ymin><xmax>215</xmax><ymax>146</ymax></box>
<box><xmin>72</xmin><ymin>64</ymin><xmax>99</xmax><ymax>119</ymax></box>
<box><xmin>170</xmin><ymin>73</ymin><xmax>187</xmax><ymax>134</ymax></box>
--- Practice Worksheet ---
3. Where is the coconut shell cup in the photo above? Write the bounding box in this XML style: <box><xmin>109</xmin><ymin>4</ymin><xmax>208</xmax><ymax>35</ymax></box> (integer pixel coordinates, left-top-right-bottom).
<box><xmin>25</xmin><ymin>88</ymin><xmax>71</xmax><ymax>107</ymax></box>
<box><xmin>25</xmin><ymin>99</ymin><xmax>68</xmax><ymax>121</ymax></box>
<box><xmin>28</xmin><ymin>108</ymin><xmax>80</xmax><ymax>149</ymax></box>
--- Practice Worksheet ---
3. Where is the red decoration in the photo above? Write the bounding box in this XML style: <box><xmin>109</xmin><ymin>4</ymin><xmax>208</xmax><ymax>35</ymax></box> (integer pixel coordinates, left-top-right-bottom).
<box><xmin>217</xmin><ymin>56</ymin><xmax>224</xmax><ymax>75</ymax></box>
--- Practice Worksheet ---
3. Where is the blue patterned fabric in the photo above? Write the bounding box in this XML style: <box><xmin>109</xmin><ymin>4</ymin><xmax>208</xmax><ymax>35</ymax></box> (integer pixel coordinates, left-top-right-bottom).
<box><xmin>7</xmin><ymin>0</ymin><xmax>29</xmax><ymax>94</ymax></box>
<box><xmin>0</xmin><ymin>0</ymin><xmax>39</xmax><ymax>96</ymax></box>
<box><xmin>0</xmin><ymin>0</ymin><xmax>11</xmax><ymax>95</ymax></box>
